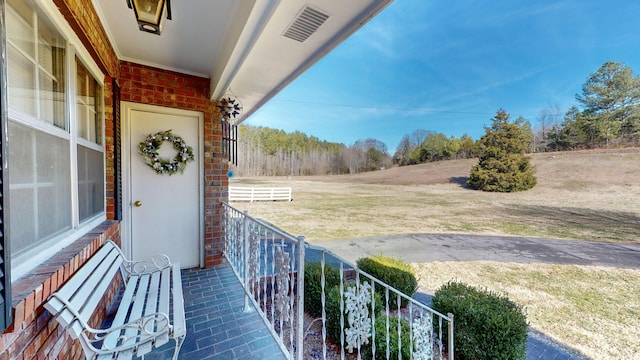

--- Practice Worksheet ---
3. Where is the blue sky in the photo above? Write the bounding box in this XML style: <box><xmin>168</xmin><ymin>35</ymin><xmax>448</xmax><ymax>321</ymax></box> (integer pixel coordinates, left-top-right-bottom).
<box><xmin>247</xmin><ymin>0</ymin><xmax>640</xmax><ymax>153</ymax></box>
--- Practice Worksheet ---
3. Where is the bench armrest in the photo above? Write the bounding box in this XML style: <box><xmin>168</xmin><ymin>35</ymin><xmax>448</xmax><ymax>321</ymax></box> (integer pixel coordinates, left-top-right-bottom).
<box><xmin>105</xmin><ymin>240</ymin><xmax>172</xmax><ymax>276</ymax></box>
<box><xmin>122</xmin><ymin>254</ymin><xmax>172</xmax><ymax>275</ymax></box>
<box><xmin>83</xmin><ymin>312</ymin><xmax>172</xmax><ymax>355</ymax></box>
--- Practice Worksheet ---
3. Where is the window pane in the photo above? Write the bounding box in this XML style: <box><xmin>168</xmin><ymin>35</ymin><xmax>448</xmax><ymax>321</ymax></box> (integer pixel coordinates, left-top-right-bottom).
<box><xmin>39</xmin><ymin>68</ymin><xmax>65</xmax><ymax>127</ymax></box>
<box><xmin>37</xmin><ymin>9</ymin><xmax>66</xmax><ymax>128</ymax></box>
<box><xmin>8</xmin><ymin>121</ymin><xmax>72</xmax><ymax>257</ymax></box>
<box><xmin>77</xmin><ymin>145</ymin><xmax>105</xmax><ymax>222</ymax></box>
<box><xmin>76</xmin><ymin>59</ymin><xmax>102</xmax><ymax>144</ymax></box>
<box><xmin>7</xmin><ymin>45</ymin><xmax>36</xmax><ymax>117</ymax></box>
<box><xmin>6</xmin><ymin>0</ymin><xmax>35</xmax><ymax>58</ymax></box>
<box><xmin>10</xmin><ymin>189</ymin><xmax>36</xmax><ymax>255</ymax></box>
<box><xmin>7</xmin><ymin>0</ymin><xmax>66</xmax><ymax>129</ymax></box>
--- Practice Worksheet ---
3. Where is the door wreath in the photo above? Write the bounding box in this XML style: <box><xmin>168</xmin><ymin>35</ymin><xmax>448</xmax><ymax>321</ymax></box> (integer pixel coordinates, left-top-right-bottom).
<box><xmin>138</xmin><ymin>130</ymin><xmax>195</xmax><ymax>175</ymax></box>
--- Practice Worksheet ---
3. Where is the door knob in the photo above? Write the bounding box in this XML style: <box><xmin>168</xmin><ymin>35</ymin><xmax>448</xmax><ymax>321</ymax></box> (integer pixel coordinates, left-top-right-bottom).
<box><xmin>134</xmin><ymin>200</ymin><xmax>143</xmax><ymax>207</ymax></box>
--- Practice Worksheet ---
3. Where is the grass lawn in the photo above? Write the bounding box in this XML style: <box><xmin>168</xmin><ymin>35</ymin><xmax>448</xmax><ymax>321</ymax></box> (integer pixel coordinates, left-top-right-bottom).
<box><xmin>412</xmin><ymin>261</ymin><xmax>640</xmax><ymax>360</ymax></box>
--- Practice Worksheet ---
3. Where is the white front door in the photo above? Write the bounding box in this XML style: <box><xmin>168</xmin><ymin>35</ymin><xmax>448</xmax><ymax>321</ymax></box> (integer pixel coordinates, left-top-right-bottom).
<box><xmin>123</xmin><ymin>102</ymin><xmax>203</xmax><ymax>268</ymax></box>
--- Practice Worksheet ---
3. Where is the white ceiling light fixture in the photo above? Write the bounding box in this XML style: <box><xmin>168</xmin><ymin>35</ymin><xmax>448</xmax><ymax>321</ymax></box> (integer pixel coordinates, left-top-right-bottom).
<box><xmin>126</xmin><ymin>0</ymin><xmax>172</xmax><ymax>35</ymax></box>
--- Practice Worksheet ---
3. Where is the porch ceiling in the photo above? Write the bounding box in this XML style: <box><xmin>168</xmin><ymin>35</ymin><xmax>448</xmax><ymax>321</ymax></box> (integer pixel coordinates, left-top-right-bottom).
<box><xmin>93</xmin><ymin>0</ymin><xmax>393</xmax><ymax>123</ymax></box>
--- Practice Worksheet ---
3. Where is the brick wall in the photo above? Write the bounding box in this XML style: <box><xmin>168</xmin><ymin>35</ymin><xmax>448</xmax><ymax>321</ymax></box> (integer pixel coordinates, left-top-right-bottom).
<box><xmin>53</xmin><ymin>0</ymin><xmax>229</xmax><ymax>268</ymax></box>
<box><xmin>1</xmin><ymin>0</ymin><xmax>229</xmax><ymax>358</ymax></box>
<box><xmin>52</xmin><ymin>0</ymin><xmax>118</xmax><ymax>77</ymax></box>
<box><xmin>119</xmin><ymin>61</ymin><xmax>228</xmax><ymax>268</ymax></box>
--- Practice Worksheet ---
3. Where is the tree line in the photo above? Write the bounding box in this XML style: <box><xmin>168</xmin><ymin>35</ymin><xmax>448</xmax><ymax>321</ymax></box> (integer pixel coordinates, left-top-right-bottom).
<box><xmin>234</xmin><ymin>61</ymin><xmax>639</xmax><ymax>177</ymax></box>
<box><xmin>393</xmin><ymin>130</ymin><xmax>477</xmax><ymax>165</ymax></box>
<box><xmin>234</xmin><ymin>126</ymin><xmax>392</xmax><ymax>176</ymax></box>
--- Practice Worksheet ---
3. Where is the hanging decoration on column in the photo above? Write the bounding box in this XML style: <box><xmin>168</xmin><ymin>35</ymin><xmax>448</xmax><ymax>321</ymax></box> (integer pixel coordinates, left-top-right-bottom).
<box><xmin>217</xmin><ymin>95</ymin><xmax>243</xmax><ymax>122</ymax></box>
<box><xmin>218</xmin><ymin>93</ymin><xmax>242</xmax><ymax>166</ymax></box>
<box><xmin>138</xmin><ymin>129</ymin><xmax>194</xmax><ymax>175</ymax></box>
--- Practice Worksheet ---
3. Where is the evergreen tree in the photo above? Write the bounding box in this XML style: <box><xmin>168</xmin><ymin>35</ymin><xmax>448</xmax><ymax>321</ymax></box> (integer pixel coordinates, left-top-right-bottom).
<box><xmin>574</xmin><ymin>61</ymin><xmax>640</xmax><ymax>147</ymax></box>
<box><xmin>467</xmin><ymin>110</ymin><xmax>537</xmax><ymax>192</ymax></box>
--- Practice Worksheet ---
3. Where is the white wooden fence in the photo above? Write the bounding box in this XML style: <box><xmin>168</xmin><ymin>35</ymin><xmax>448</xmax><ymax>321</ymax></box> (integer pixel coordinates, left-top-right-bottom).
<box><xmin>229</xmin><ymin>186</ymin><xmax>292</xmax><ymax>202</ymax></box>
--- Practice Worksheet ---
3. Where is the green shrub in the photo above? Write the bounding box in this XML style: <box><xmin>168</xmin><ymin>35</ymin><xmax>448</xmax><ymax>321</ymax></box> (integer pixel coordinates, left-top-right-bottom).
<box><xmin>467</xmin><ymin>109</ymin><xmax>537</xmax><ymax>192</ymax></box>
<box><xmin>325</xmin><ymin>283</ymin><xmax>383</xmax><ymax>347</ymax></box>
<box><xmin>304</xmin><ymin>262</ymin><xmax>341</xmax><ymax>317</ymax></box>
<box><xmin>432</xmin><ymin>281</ymin><xmax>528</xmax><ymax>360</ymax></box>
<box><xmin>367</xmin><ymin>315</ymin><xmax>411</xmax><ymax>360</ymax></box>
<box><xmin>356</xmin><ymin>255</ymin><xmax>418</xmax><ymax>308</ymax></box>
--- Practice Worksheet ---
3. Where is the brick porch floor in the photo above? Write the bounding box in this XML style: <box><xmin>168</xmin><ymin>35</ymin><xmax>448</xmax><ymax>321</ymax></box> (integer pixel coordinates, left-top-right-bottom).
<box><xmin>146</xmin><ymin>265</ymin><xmax>287</xmax><ymax>360</ymax></box>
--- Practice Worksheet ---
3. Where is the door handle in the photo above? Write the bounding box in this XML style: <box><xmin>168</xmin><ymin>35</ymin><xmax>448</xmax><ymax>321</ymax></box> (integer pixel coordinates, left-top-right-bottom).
<box><xmin>134</xmin><ymin>200</ymin><xmax>143</xmax><ymax>207</ymax></box>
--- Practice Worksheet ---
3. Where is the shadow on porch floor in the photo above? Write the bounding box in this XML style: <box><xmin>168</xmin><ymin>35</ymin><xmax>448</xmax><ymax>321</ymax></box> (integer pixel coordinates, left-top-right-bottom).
<box><xmin>146</xmin><ymin>265</ymin><xmax>287</xmax><ymax>360</ymax></box>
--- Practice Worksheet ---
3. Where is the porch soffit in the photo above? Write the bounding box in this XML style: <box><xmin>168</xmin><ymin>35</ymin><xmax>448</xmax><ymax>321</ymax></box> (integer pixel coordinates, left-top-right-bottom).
<box><xmin>93</xmin><ymin>0</ymin><xmax>393</xmax><ymax>123</ymax></box>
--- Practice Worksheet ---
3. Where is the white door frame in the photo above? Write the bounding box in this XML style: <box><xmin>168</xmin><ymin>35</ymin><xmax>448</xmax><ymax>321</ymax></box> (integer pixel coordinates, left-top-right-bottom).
<box><xmin>121</xmin><ymin>102</ymin><xmax>205</xmax><ymax>268</ymax></box>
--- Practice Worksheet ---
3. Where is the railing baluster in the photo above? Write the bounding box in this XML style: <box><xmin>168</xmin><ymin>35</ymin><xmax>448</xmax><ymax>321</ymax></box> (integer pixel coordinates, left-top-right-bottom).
<box><xmin>439</xmin><ymin>316</ymin><xmax>444</xmax><ymax>360</ymax></box>
<box><xmin>262</xmin><ymin>231</ymin><xmax>268</xmax><ymax>313</ymax></box>
<box><xmin>242</xmin><ymin>210</ymin><xmax>250</xmax><ymax>312</ymax></box>
<box><xmin>270</xmin><ymin>237</ymin><xmax>276</xmax><ymax>334</ymax></box>
<box><xmin>448</xmin><ymin>313</ymin><xmax>455</xmax><ymax>360</ymax></box>
<box><xmin>339</xmin><ymin>261</ymin><xmax>345</xmax><ymax>360</ymax></box>
<box><xmin>371</xmin><ymin>281</ymin><xmax>376</xmax><ymax>360</ymax></box>
<box><xmin>355</xmin><ymin>271</ymin><xmax>361</xmax><ymax>360</ymax></box>
<box><xmin>288</xmin><ymin>240</ymin><xmax>294</xmax><ymax>355</ymax></box>
<box><xmin>409</xmin><ymin>302</ymin><xmax>413</xmax><ymax>360</ymax></box>
<box><xmin>296</xmin><ymin>236</ymin><xmax>305</xmax><ymax>360</ymax></box>
<box><xmin>321</xmin><ymin>251</ymin><xmax>327</xmax><ymax>360</ymax></box>
<box><xmin>385</xmin><ymin>287</ymin><xmax>390</xmax><ymax>360</ymax></box>
<box><xmin>397</xmin><ymin>292</ymin><xmax>401</xmax><ymax>360</ymax></box>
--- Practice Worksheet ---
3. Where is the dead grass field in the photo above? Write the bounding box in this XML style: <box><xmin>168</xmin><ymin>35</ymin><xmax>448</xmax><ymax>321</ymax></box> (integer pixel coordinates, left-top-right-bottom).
<box><xmin>412</xmin><ymin>262</ymin><xmax>640</xmax><ymax>360</ymax></box>
<box><xmin>232</xmin><ymin>149</ymin><xmax>640</xmax><ymax>244</ymax></box>
<box><xmin>230</xmin><ymin>148</ymin><xmax>640</xmax><ymax>360</ymax></box>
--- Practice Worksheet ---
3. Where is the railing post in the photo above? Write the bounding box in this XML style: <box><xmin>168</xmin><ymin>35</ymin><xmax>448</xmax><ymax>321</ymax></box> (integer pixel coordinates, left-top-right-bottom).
<box><xmin>296</xmin><ymin>236</ymin><xmax>305</xmax><ymax>360</ymax></box>
<box><xmin>448</xmin><ymin>312</ymin><xmax>454</xmax><ymax>360</ymax></box>
<box><xmin>243</xmin><ymin>210</ymin><xmax>252</xmax><ymax>312</ymax></box>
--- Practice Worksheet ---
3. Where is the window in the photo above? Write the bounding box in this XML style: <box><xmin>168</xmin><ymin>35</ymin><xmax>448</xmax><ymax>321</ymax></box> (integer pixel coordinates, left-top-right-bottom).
<box><xmin>8</xmin><ymin>122</ymin><xmax>72</xmax><ymax>254</ymax></box>
<box><xmin>5</xmin><ymin>0</ymin><xmax>105</xmax><ymax>275</ymax></box>
<box><xmin>76</xmin><ymin>59</ymin><xmax>101</xmax><ymax>143</ymax></box>
<box><xmin>6</xmin><ymin>0</ymin><xmax>66</xmax><ymax>128</ymax></box>
<box><xmin>76</xmin><ymin>59</ymin><xmax>104</xmax><ymax>222</ymax></box>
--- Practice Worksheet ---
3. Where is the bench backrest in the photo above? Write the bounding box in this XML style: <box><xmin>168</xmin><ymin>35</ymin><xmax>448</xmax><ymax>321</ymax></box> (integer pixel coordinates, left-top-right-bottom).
<box><xmin>44</xmin><ymin>241</ymin><xmax>123</xmax><ymax>339</ymax></box>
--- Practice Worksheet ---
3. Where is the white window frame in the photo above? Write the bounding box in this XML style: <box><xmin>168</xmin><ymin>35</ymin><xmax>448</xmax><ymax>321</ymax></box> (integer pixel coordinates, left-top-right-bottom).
<box><xmin>9</xmin><ymin>0</ymin><xmax>106</xmax><ymax>280</ymax></box>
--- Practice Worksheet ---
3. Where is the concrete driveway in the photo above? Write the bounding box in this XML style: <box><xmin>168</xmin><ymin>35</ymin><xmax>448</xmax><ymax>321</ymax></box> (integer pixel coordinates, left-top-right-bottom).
<box><xmin>314</xmin><ymin>233</ymin><xmax>640</xmax><ymax>268</ymax></box>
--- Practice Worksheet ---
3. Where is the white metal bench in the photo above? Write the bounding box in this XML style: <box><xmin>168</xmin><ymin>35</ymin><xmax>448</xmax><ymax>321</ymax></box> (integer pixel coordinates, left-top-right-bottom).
<box><xmin>44</xmin><ymin>240</ymin><xmax>186</xmax><ymax>360</ymax></box>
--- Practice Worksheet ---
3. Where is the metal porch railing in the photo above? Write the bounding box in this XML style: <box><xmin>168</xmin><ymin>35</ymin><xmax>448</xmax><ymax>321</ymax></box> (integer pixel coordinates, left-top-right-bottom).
<box><xmin>304</xmin><ymin>244</ymin><xmax>455</xmax><ymax>360</ymax></box>
<box><xmin>222</xmin><ymin>202</ymin><xmax>454</xmax><ymax>360</ymax></box>
<box><xmin>223</xmin><ymin>202</ymin><xmax>305</xmax><ymax>359</ymax></box>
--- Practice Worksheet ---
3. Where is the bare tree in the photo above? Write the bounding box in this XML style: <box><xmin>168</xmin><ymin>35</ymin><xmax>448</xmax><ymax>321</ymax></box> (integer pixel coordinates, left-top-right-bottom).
<box><xmin>535</xmin><ymin>104</ymin><xmax>562</xmax><ymax>152</ymax></box>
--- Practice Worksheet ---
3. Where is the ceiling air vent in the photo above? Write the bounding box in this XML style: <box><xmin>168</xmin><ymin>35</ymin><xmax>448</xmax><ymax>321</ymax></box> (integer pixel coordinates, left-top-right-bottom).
<box><xmin>283</xmin><ymin>6</ymin><xmax>329</xmax><ymax>43</ymax></box>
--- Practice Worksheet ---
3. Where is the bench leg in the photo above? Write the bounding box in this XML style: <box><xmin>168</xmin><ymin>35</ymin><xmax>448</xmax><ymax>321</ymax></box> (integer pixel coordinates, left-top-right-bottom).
<box><xmin>172</xmin><ymin>335</ymin><xmax>185</xmax><ymax>360</ymax></box>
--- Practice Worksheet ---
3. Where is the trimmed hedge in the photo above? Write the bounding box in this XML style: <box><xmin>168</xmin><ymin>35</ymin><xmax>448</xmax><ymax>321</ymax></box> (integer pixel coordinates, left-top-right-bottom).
<box><xmin>432</xmin><ymin>281</ymin><xmax>528</xmax><ymax>360</ymax></box>
<box><xmin>356</xmin><ymin>255</ymin><xmax>418</xmax><ymax>308</ymax></box>
<box><xmin>304</xmin><ymin>262</ymin><xmax>341</xmax><ymax>317</ymax></box>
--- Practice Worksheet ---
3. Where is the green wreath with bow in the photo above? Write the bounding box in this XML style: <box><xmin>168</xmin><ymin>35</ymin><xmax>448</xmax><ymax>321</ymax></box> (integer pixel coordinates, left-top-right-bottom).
<box><xmin>138</xmin><ymin>130</ymin><xmax>194</xmax><ymax>175</ymax></box>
